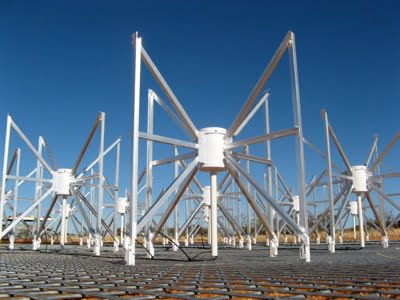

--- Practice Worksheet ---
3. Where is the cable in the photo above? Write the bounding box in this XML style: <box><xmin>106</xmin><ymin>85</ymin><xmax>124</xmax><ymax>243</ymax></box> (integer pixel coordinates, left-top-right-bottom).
<box><xmin>191</xmin><ymin>251</ymin><xmax>214</xmax><ymax>260</ymax></box>
<box><xmin>155</xmin><ymin>231</ymin><xmax>216</xmax><ymax>262</ymax></box>
<box><xmin>135</xmin><ymin>239</ymin><xmax>155</xmax><ymax>259</ymax></box>
<box><xmin>155</xmin><ymin>231</ymin><xmax>192</xmax><ymax>261</ymax></box>
<box><xmin>200</xmin><ymin>229</ymin><xmax>205</xmax><ymax>249</ymax></box>
<box><xmin>43</xmin><ymin>229</ymin><xmax>48</xmax><ymax>251</ymax></box>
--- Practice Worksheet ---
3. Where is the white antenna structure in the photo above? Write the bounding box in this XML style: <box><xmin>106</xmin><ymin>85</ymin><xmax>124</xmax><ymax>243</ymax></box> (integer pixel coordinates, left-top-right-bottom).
<box><xmin>0</xmin><ymin>113</ymin><xmax>122</xmax><ymax>255</ymax></box>
<box><xmin>305</xmin><ymin>109</ymin><xmax>400</xmax><ymax>252</ymax></box>
<box><xmin>127</xmin><ymin>31</ymin><xmax>311</xmax><ymax>265</ymax></box>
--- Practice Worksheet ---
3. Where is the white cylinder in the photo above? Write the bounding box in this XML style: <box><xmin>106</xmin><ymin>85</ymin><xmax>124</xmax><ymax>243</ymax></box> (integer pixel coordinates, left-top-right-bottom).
<box><xmin>270</xmin><ymin>238</ymin><xmax>278</xmax><ymax>257</ymax></box>
<box><xmin>94</xmin><ymin>234</ymin><xmax>101</xmax><ymax>256</ymax></box>
<box><xmin>357</xmin><ymin>194</ymin><xmax>365</xmax><ymax>248</ymax></box>
<box><xmin>210</xmin><ymin>173</ymin><xmax>218</xmax><ymax>257</ymax></box>
<box><xmin>113</xmin><ymin>240</ymin><xmax>119</xmax><ymax>252</ymax></box>
<box><xmin>52</xmin><ymin>169</ymin><xmax>73</xmax><ymax>196</ymax></box>
<box><xmin>351</xmin><ymin>165</ymin><xmax>368</xmax><ymax>193</ymax></box>
<box><xmin>60</xmin><ymin>196</ymin><xmax>67</xmax><ymax>249</ymax></box>
<box><xmin>293</xmin><ymin>196</ymin><xmax>300</xmax><ymax>212</ymax></box>
<box><xmin>32</xmin><ymin>237</ymin><xmax>38</xmax><ymax>250</ymax></box>
<box><xmin>246</xmin><ymin>235</ymin><xmax>252</xmax><ymax>250</ymax></box>
<box><xmin>350</xmin><ymin>201</ymin><xmax>358</xmax><ymax>215</ymax></box>
<box><xmin>66</xmin><ymin>204</ymin><xmax>72</xmax><ymax>218</ymax></box>
<box><xmin>198</xmin><ymin>128</ymin><xmax>226</xmax><ymax>171</ymax></box>
<box><xmin>117</xmin><ymin>198</ymin><xmax>128</xmax><ymax>214</ymax></box>
<box><xmin>327</xmin><ymin>235</ymin><xmax>335</xmax><ymax>253</ymax></box>
<box><xmin>203</xmin><ymin>206</ymin><xmax>209</xmax><ymax>218</ymax></box>
<box><xmin>8</xmin><ymin>234</ymin><xmax>15</xmax><ymax>250</ymax></box>
<box><xmin>202</xmin><ymin>186</ymin><xmax>211</xmax><ymax>206</ymax></box>
<box><xmin>382</xmin><ymin>236</ymin><xmax>389</xmax><ymax>248</ymax></box>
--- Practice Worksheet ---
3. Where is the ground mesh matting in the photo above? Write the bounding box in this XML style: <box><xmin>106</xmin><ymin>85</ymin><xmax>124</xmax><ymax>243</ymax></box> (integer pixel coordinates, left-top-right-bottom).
<box><xmin>0</xmin><ymin>243</ymin><xmax>399</xmax><ymax>299</ymax></box>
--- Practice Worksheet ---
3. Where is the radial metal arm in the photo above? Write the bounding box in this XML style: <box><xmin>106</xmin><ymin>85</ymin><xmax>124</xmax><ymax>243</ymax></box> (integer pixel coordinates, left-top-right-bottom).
<box><xmin>227</xmin><ymin>32</ymin><xmax>292</xmax><ymax>137</ymax></box>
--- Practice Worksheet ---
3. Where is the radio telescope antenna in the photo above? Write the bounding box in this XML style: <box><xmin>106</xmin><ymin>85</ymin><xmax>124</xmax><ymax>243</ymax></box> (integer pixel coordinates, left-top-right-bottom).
<box><xmin>128</xmin><ymin>31</ymin><xmax>310</xmax><ymax>265</ymax></box>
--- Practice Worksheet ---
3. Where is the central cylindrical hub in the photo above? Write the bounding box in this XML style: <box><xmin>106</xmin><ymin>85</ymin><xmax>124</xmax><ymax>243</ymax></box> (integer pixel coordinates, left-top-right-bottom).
<box><xmin>351</xmin><ymin>165</ymin><xmax>369</xmax><ymax>193</ymax></box>
<box><xmin>198</xmin><ymin>127</ymin><xmax>226</xmax><ymax>172</ymax></box>
<box><xmin>52</xmin><ymin>168</ymin><xmax>73</xmax><ymax>196</ymax></box>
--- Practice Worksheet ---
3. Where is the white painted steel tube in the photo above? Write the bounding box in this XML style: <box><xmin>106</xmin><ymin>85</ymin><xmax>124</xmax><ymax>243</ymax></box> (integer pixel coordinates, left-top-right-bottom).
<box><xmin>60</xmin><ymin>196</ymin><xmax>67</xmax><ymax>250</ymax></box>
<box><xmin>128</xmin><ymin>33</ymin><xmax>142</xmax><ymax>265</ymax></box>
<box><xmin>0</xmin><ymin>115</ymin><xmax>12</xmax><ymax>239</ymax></box>
<box><xmin>323</xmin><ymin>110</ymin><xmax>335</xmax><ymax>253</ymax></box>
<box><xmin>113</xmin><ymin>142</ymin><xmax>121</xmax><ymax>252</ymax></box>
<box><xmin>357</xmin><ymin>194</ymin><xmax>365</xmax><ymax>248</ymax></box>
<box><xmin>95</xmin><ymin>112</ymin><xmax>105</xmax><ymax>256</ymax></box>
<box><xmin>10</xmin><ymin>148</ymin><xmax>21</xmax><ymax>249</ymax></box>
<box><xmin>211</xmin><ymin>172</ymin><xmax>218</xmax><ymax>257</ymax></box>
<box><xmin>208</xmin><ymin>218</ymin><xmax>211</xmax><ymax>245</ymax></box>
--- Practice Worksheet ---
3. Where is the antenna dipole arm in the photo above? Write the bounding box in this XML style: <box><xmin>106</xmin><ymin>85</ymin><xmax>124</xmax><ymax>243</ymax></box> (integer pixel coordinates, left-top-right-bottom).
<box><xmin>227</xmin><ymin>32</ymin><xmax>292</xmax><ymax>138</ymax></box>
<box><xmin>71</xmin><ymin>112</ymin><xmax>103</xmax><ymax>175</ymax></box>
<box><xmin>321</xmin><ymin>109</ymin><xmax>352</xmax><ymax>174</ymax></box>
<box><xmin>370</xmin><ymin>130</ymin><xmax>400</xmax><ymax>172</ymax></box>
<box><xmin>6</xmin><ymin>148</ymin><xmax>19</xmax><ymax>176</ymax></box>
<box><xmin>365</xmin><ymin>134</ymin><xmax>378</xmax><ymax>168</ymax></box>
<box><xmin>136</xmin><ymin>41</ymin><xmax>198</xmax><ymax>140</ymax></box>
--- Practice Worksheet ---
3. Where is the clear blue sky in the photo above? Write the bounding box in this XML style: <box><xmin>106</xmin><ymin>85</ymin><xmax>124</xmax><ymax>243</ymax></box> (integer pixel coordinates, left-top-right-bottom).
<box><xmin>1</xmin><ymin>1</ymin><xmax>399</xmax><ymax>198</ymax></box>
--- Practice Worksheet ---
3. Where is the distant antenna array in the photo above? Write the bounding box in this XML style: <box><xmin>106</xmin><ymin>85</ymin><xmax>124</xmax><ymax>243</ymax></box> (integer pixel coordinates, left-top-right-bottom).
<box><xmin>0</xmin><ymin>31</ymin><xmax>398</xmax><ymax>266</ymax></box>
<box><xmin>305</xmin><ymin>110</ymin><xmax>400</xmax><ymax>252</ymax></box>
<box><xmin>0</xmin><ymin>113</ymin><xmax>122</xmax><ymax>255</ymax></box>
<box><xmin>126</xmin><ymin>31</ymin><xmax>310</xmax><ymax>265</ymax></box>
